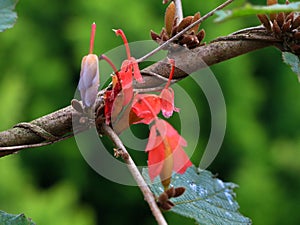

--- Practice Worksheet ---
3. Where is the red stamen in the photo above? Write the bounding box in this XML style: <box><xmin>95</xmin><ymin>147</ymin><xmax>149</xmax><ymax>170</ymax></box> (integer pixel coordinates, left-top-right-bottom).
<box><xmin>113</xmin><ymin>29</ymin><xmax>131</xmax><ymax>60</ymax></box>
<box><xmin>164</xmin><ymin>59</ymin><xmax>175</xmax><ymax>89</ymax></box>
<box><xmin>89</xmin><ymin>23</ymin><xmax>96</xmax><ymax>54</ymax></box>
<box><xmin>99</xmin><ymin>54</ymin><xmax>119</xmax><ymax>75</ymax></box>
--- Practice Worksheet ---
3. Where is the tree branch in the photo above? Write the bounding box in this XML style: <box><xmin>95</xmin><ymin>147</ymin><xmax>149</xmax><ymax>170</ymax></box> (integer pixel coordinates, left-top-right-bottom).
<box><xmin>0</xmin><ymin>105</ymin><xmax>75</xmax><ymax>157</ymax></box>
<box><xmin>101</xmin><ymin>124</ymin><xmax>168</xmax><ymax>225</ymax></box>
<box><xmin>135</xmin><ymin>27</ymin><xmax>280</xmax><ymax>91</ymax></box>
<box><xmin>0</xmin><ymin>28</ymin><xmax>284</xmax><ymax>157</ymax></box>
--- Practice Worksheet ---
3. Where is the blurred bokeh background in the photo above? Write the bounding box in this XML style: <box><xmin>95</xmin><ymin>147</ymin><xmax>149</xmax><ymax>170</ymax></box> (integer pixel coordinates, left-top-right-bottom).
<box><xmin>1</xmin><ymin>0</ymin><xmax>300</xmax><ymax>224</ymax></box>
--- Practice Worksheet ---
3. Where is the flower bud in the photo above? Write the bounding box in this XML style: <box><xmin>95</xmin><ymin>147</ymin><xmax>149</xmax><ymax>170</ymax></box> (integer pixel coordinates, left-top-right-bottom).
<box><xmin>78</xmin><ymin>54</ymin><xmax>99</xmax><ymax>108</ymax></box>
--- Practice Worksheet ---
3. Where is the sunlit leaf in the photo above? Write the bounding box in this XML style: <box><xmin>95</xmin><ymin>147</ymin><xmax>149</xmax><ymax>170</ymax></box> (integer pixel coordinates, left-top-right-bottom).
<box><xmin>0</xmin><ymin>210</ymin><xmax>35</xmax><ymax>225</ymax></box>
<box><xmin>215</xmin><ymin>2</ymin><xmax>300</xmax><ymax>22</ymax></box>
<box><xmin>282</xmin><ymin>52</ymin><xmax>300</xmax><ymax>82</ymax></box>
<box><xmin>0</xmin><ymin>0</ymin><xmax>18</xmax><ymax>32</ymax></box>
<box><xmin>143</xmin><ymin>166</ymin><xmax>252</xmax><ymax>225</ymax></box>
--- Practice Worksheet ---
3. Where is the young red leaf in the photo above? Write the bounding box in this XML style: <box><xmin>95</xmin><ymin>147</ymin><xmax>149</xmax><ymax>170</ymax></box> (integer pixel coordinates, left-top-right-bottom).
<box><xmin>130</xmin><ymin>94</ymin><xmax>161</xmax><ymax>124</ymax></box>
<box><xmin>104</xmin><ymin>74</ymin><xmax>122</xmax><ymax>125</ymax></box>
<box><xmin>160</xmin><ymin>87</ymin><xmax>179</xmax><ymax>118</ymax></box>
<box><xmin>160</xmin><ymin>58</ymin><xmax>179</xmax><ymax>118</ymax></box>
<box><xmin>118</xmin><ymin>68</ymin><xmax>133</xmax><ymax>106</ymax></box>
<box><xmin>114</xmin><ymin>29</ymin><xmax>143</xmax><ymax>83</ymax></box>
<box><xmin>155</xmin><ymin>120</ymin><xmax>192</xmax><ymax>175</ymax></box>
<box><xmin>146</xmin><ymin>119</ymin><xmax>192</xmax><ymax>189</ymax></box>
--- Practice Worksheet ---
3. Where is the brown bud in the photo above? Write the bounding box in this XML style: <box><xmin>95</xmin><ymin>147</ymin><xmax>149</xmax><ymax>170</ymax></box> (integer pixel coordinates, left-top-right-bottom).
<box><xmin>171</xmin><ymin>19</ymin><xmax>178</xmax><ymax>36</ymax></box>
<box><xmin>165</xmin><ymin>187</ymin><xmax>176</xmax><ymax>198</ymax></box>
<box><xmin>276</xmin><ymin>12</ymin><xmax>285</xmax><ymax>28</ymax></box>
<box><xmin>178</xmin><ymin>34</ymin><xmax>200</xmax><ymax>49</ymax></box>
<box><xmin>282</xmin><ymin>19</ymin><xmax>292</xmax><ymax>33</ymax></box>
<box><xmin>186</xmin><ymin>38</ymin><xmax>200</xmax><ymax>49</ymax></box>
<box><xmin>174</xmin><ymin>187</ymin><xmax>186</xmax><ymax>197</ymax></box>
<box><xmin>159</xmin><ymin>200</ymin><xmax>175</xmax><ymax>211</ymax></box>
<box><xmin>158</xmin><ymin>192</ymin><xmax>169</xmax><ymax>203</ymax></box>
<box><xmin>161</xmin><ymin>35</ymin><xmax>169</xmax><ymax>42</ymax></box>
<box><xmin>273</xmin><ymin>20</ymin><xmax>282</xmax><ymax>37</ymax></box>
<box><xmin>150</xmin><ymin>30</ymin><xmax>161</xmax><ymax>42</ymax></box>
<box><xmin>177</xmin><ymin>16</ymin><xmax>193</xmax><ymax>33</ymax></box>
<box><xmin>190</xmin><ymin>12</ymin><xmax>201</xmax><ymax>34</ymax></box>
<box><xmin>292</xmin><ymin>16</ymin><xmax>300</xmax><ymax>29</ymax></box>
<box><xmin>160</xmin><ymin>28</ymin><xmax>169</xmax><ymax>41</ymax></box>
<box><xmin>165</xmin><ymin>2</ymin><xmax>176</xmax><ymax>36</ymax></box>
<box><xmin>167</xmin><ymin>200</ymin><xmax>175</xmax><ymax>207</ymax></box>
<box><xmin>294</xmin><ymin>31</ymin><xmax>300</xmax><ymax>40</ymax></box>
<box><xmin>196</xmin><ymin>29</ymin><xmax>206</xmax><ymax>42</ymax></box>
<box><xmin>285</xmin><ymin>12</ymin><xmax>294</xmax><ymax>22</ymax></box>
<box><xmin>257</xmin><ymin>14</ymin><xmax>271</xmax><ymax>31</ymax></box>
<box><xmin>179</xmin><ymin>34</ymin><xmax>195</xmax><ymax>46</ymax></box>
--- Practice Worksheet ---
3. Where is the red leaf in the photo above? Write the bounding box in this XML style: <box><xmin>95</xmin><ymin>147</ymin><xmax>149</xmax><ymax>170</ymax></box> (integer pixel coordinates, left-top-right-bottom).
<box><xmin>146</xmin><ymin>119</ymin><xmax>192</xmax><ymax>187</ymax></box>
<box><xmin>131</xmin><ymin>58</ymin><xmax>143</xmax><ymax>83</ymax></box>
<box><xmin>104</xmin><ymin>75</ymin><xmax>122</xmax><ymax>125</ymax></box>
<box><xmin>118</xmin><ymin>63</ymin><xmax>133</xmax><ymax>106</ymax></box>
<box><xmin>160</xmin><ymin>87</ymin><xmax>179</xmax><ymax>118</ymax></box>
<box><xmin>103</xmin><ymin>29</ymin><xmax>144</xmax><ymax>125</ymax></box>
<box><xmin>130</xmin><ymin>94</ymin><xmax>161</xmax><ymax>124</ymax></box>
<box><xmin>146</xmin><ymin>125</ymin><xmax>165</xmax><ymax>181</ymax></box>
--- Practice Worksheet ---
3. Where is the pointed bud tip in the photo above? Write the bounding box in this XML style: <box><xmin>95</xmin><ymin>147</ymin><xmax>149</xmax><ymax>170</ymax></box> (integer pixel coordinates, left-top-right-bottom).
<box><xmin>112</xmin><ymin>29</ymin><xmax>123</xmax><ymax>36</ymax></box>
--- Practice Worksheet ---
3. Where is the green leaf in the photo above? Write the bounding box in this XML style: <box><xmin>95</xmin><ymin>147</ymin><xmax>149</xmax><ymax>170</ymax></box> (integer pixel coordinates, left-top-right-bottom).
<box><xmin>0</xmin><ymin>0</ymin><xmax>18</xmax><ymax>32</ymax></box>
<box><xmin>215</xmin><ymin>2</ymin><xmax>300</xmax><ymax>22</ymax></box>
<box><xmin>282</xmin><ymin>52</ymin><xmax>300</xmax><ymax>82</ymax></box>
<box><xmin>143</xmin><ymin>166</ymin><xmax>252</xmax><ymax>225</ymax></box>
<box><xmin>0</xmin><ymin>210</ymin><xmax>35</xmax><ymax>225</ymax></box>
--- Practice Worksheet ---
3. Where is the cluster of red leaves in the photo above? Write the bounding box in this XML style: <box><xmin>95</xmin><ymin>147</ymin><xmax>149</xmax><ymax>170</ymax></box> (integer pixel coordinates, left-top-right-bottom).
<box><xmin>79</xmin><ymin>25</ymin><xmax>192</xmax><ymax>189</ymax></box>
<box><xmin>129</xmin><ymin>59</ymin><xmax>191</xmax><ymax>188</ymax></box>
<box><xmin>103</xmin><ymin>29</ymin><xmax>143</xmax><ymax>125</ymax></box>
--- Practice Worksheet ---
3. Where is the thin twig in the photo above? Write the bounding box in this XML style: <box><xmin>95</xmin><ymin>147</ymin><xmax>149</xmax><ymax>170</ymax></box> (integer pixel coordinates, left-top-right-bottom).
<box><xmin>101</xmin><ymin>124</ymin><xmax>168</xmax><ymax>225</ymax></box>
<box><xmin>174</xmin><ymin>0</ymin><xmax>183</xmax><ymax>23</ymax></box>
<box><xmin>136</xmin><ymin>0</ymin><xmax>235</xmax><ymax>63</ymax></box>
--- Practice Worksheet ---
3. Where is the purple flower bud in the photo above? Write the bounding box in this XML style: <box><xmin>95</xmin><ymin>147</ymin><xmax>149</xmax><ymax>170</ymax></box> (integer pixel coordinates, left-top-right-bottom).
<box><xmin>78</xmin><ymin>54</ymin><xmax>99</xmax><ymax>108</ymax></box>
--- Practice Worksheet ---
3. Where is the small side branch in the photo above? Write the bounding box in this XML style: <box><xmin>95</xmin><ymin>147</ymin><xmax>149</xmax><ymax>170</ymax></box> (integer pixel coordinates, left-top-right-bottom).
<box><xmin>101</xmin><ymin>124</ymin><xmax>168</xmax><ymax>225</ymax></box>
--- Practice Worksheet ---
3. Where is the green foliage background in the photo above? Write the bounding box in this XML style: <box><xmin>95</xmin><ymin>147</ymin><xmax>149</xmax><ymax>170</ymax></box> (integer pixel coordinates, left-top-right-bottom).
<box><xmin>0</xmin><ymin>0</ymin><xmax>300</xmax><ymax>224</ymax></box>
